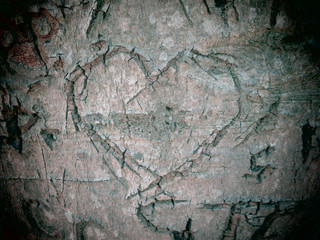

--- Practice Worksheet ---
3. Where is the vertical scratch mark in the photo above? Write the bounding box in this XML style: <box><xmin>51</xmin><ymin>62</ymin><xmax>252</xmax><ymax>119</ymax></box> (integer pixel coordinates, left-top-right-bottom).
<box><xmin>103</xmin><ymin>2</ymin><xmax>112</xmax><ymax>20</ymax></box>
<box><xmin>179</xmin><ymin>0</ymin><xmax>193</xmax><ymax>26</ymax></box>
<box><xmin>41</xmin><ymin>147</ymin><xmax>50</xmax><ymax>195</ymax></box>
<box><xmin>232</xmin><ymin>0</ymin><xmax>239</xmax><ymax>22</ymax></box>
<box><xmin>202</xmin><ymin>0</ymin><xmax>211</xmax><ymax>14</ymax></box>
<box><xmin>102</xmin><ymin>156</ymin><xmax>125</xmax><ymax>187</ymax></box>
<box><xmin>62</xmin><ymin>168</ymin><xmax>66</xmax><ymax>193</ymax></box>
<box><xmin>65</xmin><ymin>104</ymin><xmax>69</xmax><ymax>136</ymax></box>
<box><xmin>222</xmin><ymin>204</ymin><xmax>241</xmax><ymax>240</ymax></box>
<box><xmin>86</xmin><ymin>0</ymin><xmax>106</xmax><ymax>38</ymax></box>
<box><xmin>90</xmin><ymin>137</ymin><xmax>99</xmax><ymax>153</ymax></box>
<box><xmin>37</xmin><ymin>169</ymin><xmax>41</xmax><ymax>179</ymax></box>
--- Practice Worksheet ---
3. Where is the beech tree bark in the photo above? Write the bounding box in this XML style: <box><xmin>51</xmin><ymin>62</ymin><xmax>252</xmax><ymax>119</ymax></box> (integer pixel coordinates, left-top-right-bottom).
<box><xmin>0</xmin><ymin>0</ymin><xmax>319</xmax><ymax>239</ymax></box>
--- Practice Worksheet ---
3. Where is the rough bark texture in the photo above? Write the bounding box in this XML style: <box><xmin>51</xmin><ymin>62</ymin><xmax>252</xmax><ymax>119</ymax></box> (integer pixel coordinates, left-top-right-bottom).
<box><xmin>0</xmin><ymin>0</ymin><xmax>320</xmax><ymax>239</ymax></box>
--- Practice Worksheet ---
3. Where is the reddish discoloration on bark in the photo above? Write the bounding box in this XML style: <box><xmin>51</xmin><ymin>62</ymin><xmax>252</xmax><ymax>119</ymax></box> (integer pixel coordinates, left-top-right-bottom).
<box><xmin>53</xmin><ymin>58</ymin><xmax>64</xmax><ymax>71</ymax></box>
<box><xmin>1</xmin><ymin>8</ymin><xmax>59</xmax><ymax>71</ymax></box>
<box><xmin>31</xmin><ymin>8</ymin><xmax>60</xmax><ymax>67</ymax></box>
<box><xmin>8</xmin><ymin>42</ymin><xmax>42</xmax><ymax>68</ymax></box>
<box><xmin>31</xmin><ymin>8</ymin><xmax>59</xmax><ymax>41</ymax></box>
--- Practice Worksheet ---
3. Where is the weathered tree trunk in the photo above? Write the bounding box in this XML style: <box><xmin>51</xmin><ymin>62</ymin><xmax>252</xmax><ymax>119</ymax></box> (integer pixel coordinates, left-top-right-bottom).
<box><xmin>0</xmin><ymin>0</ymin><xmax>319</xmax><ymax>239</ymax></box>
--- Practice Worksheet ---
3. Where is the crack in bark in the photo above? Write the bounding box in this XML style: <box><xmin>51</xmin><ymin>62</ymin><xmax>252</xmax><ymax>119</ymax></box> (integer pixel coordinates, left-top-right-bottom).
<box><xmin>0</xmin><ymin>84</ymin><xmax>39</xmax><ymax>153</ymax></box>
<box><xmin>56</xmin><ymin>0</ymin><xmax>90</xmax><ymax>13</ymax></box>
<box><xmin>103</xmin><ymin>1</ymin><xmax>112</xmax><ymax>20</ymax></box>
<box><xmin>40</xmin><ymin>128</ymin><xmax>59</xmax><ymax>150</ymax></box>
<box><xmin>249</xmin><ymin>146</ymin><xmax>275</xmax><ymax>173</ymax></box>
<box><xmin>137</xmin><ymin>199</ymin><xmax>296</xmax><ymax>240</ymax></box>
<box><xmin>136</xmin><ymin>201</ymin><xmax>194</xmax><ymax>239</ymax></box>
<box><xmin>28</xmin><ymin>21</ymin><xmax>49</xmax><ymax>74</ymax></box>
<box><xmin>158</xmin><ymin>51</ymin><xmax>185</xmax><ymax>77</ymax></box>
<box><xmin>200</xmin><ymin>202</ymin><xmax>232</xmax><ymax>211</ymax></box>
<box><xmin>221</xmin><ymin>204</ymin><xmax>241</xmax><ymax>240</ymax></box>
<box><xmin>188</xmin><ymin>50</ymin><xmax>243</xmax><ymax>155</ymax></box>
<box><xmin>190</xmin><ymin>56</ymin><xmax>217</xmax><ymax>80</ymax></box>
<box><xmin>232</xmin><ymin>0</ymin><xmax>239</xmax><ymax>22</ymax></box>
<box><xmin>127</xmin><ymin>47</ymin><xmax>151</xmax><ymax>79</ymax></box>
<box><xmin>28</xmin><ymin>8</ymin><xmax>60</xmax><ymax>75</ymax></box>
<box><xmin>126</xmin><ymin>169</ymin><xmax>187</xmax><ymax>200</ymax></box>
<box><xmin>171</xmin><ymin>218</ymin><xmax>194</xmax><ymax>240</ymax></box>
<box><xmin>89</xmin><ymin>129</ymin><xmax>158</xmax><ymax>179</ymax></box>
<box><xmin>86</xmin><ymin>0</ymin><xmax>106</xmax><ymax>38</ymax></box>
<box><xmin>250</xmin><ymin>204</ymin><xmax>280</xmax><ymax>240</ymax></box>
<box><xmin>40</xmin><ymin>145</ymin><xmax>50</xmax><ymax>196</ymax></box>
<box><xmin>256</xmin><ymin>164</ymin><xmax>274</xmax><ymax>184</ymax></box>
<box><xmin>234</xmin><ymin>98</ymin><xmax>280</xmax><ymax>148</ymax></box>
<box><xmin>241</xmin><ymin>146</ymin><xmax>277</xmax><ymax>184</ymax></box>
<box><xmin>50</xmin><ymin>178</ymin><xmax>65</xmax><ymax>207</ymax></box>
<box><xmin>201</xmin><ymin>200</ymin><xmax>296</xmax><ymax>240</ymax></box>
<box><xmin>127</xmin><ymin>51</ymin><xmax>185</xmax><ymax>104</ymax></box>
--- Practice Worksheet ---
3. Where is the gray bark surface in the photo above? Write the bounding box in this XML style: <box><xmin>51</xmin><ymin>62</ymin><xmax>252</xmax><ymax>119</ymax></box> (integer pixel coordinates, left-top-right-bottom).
<box><xmin>0</xmin><ymin>0</ymin><xmax>319</xmax><ymax>239</ymax></box>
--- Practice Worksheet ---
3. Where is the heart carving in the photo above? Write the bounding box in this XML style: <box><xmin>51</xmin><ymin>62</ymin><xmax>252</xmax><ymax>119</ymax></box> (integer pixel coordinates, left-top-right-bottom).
<box><xmin>66</xmin><ymin>45</ymin><xmax>241</xmax><ymax>195</ymax></box>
